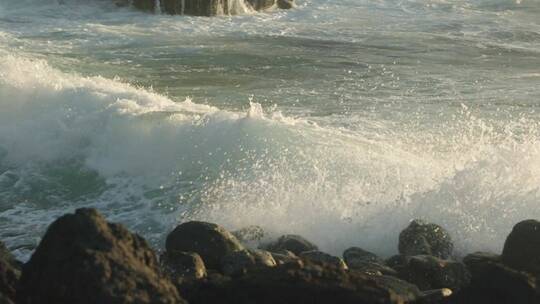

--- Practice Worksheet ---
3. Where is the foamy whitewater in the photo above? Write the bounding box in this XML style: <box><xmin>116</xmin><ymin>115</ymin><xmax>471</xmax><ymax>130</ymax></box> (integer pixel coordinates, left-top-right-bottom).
<box><xmin>0</xmin><ymin>0</ymin><xmax>539</xmax><ymax>261</ymax></box>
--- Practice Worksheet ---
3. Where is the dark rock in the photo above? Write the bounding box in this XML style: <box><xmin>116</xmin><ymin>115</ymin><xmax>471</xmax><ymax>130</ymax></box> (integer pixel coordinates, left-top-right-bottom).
<box><xmin>393</xmin><ymin>255</ymin><xmax>470</xmax><ymax>292</ymax></box>
<box><xmin>269</xmin><ymin>250</ymin><xmax>302</xmax><ymax>266</ymax></box>
<box><xmin>0</xmin><ymin>242</ymin><xmax>19</xmax><ymax>303</ymax></box>
<box><xmin>232</xmin><ymin>225</ymin><xmax>265</xmax><ymax>245</ymax></box>
<box><xmin>179</xmin><ymin>260</ymin><xmax>423</xmax><ymax>304</ymax></box>
<box><xmin>166</xmin><ymin>221</ymin><xmax>244</xmax><ymax>270</ymax></box>
<box><xmin>161</xmin><ymin>251</ymin><xmax>207</xmax><ymax>280</ymax></box>
<box><xmin>262</xmin><ymin>234</ymin><xmax>318</xmax><ymax>255</ymax></box>
<box><xmin>221</xmin><ymin>249</ymin><xmax>276</xmax><ymax>277</ymax></box>
<box><xmin>131</xmin><ymin>0</ymin><xmax>295</xmax><ymax>16</ymax></box>
<box><xmin>162</xmin><ymin>0</ymin><xmax>226</xmax><ymax>16</ymax></box>
<box><xmin>399</xmin><ymin>219</ymin><xmax>453</xmax><ymax>259</ymax></box>
<box><xmin>299</xmin><ymin>251</ymin><xmax>348</xmax><ymax>270</ymax></box>
<box><xmin>17</xmin><ymin>208</ymin><xmax>183</xmax><ymax>304</ymax></box>
<box><xmin>0</xmin><ymin>293</ymin><xmax>14</xmax><ymax>304</ymax></box>
<box><xmin>502</xmin><ymin>219</ymin><xmax>540</xmax><ymax>276</ymax></box>
<box><xmin>455</xmin><ymin>252</ymin><xmax>540</xmax><ymax>303</ymax></box>
<box><xmin>344</xmin><ymin>247</ymin><xmax>385</xmax><ymax>264</ymax></box>
<box><xmin>277</xmin><ymin>0</ymin><xmax>294</xmax><ymax>9</ymax></box>
<box><xmin>133</xmin><ymin>0</ymin><xmax>156</xmax><ymax>12</ymax></box>
<box><xmin>246</xmin><ymin>0</ymin><xmax>275</xmax><ymax>10</ymax></box>
<box><xmin>343</xmin><ymin>247</ymin><xmax>396</xmax><ymax>275</ymax></box>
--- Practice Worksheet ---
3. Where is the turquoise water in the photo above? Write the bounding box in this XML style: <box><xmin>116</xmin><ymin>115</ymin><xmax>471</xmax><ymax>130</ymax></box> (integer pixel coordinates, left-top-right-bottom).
<box><xmin>0</xmin><ymin>0</ymin><xmax>539</xmax><ymax>260</ymax></box>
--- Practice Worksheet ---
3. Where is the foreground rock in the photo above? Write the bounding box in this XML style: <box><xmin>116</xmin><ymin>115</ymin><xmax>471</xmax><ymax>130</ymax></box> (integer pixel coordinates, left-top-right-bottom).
<box><xmin>232</xmin><ymin>225</ymin><xmax>265</xmax><ymax>246</ymax></box>
<box><xmin>399</xmin><ymin>219</ymin><xmax>454</xmax><ymax>259</ymax></box>
<box><xmin>502</xmin><ymin>219</ymin><xmax>540</xmax><ymax>276</ymax></box>
<box><xmin>344</xmin><ymin>247</ymin><xmax>397</xmax><ymax>276</ymax></box>
<box><xmin>178</xmin><ymin>261</ymin><xmax>423</xmax><ymax>304</ymax></box>
<box><xmin>17</xmin><ymin>208</ymin><xmax>183</xmax><ymax>304</ymax></box>
<box><xmin>262</xmin><ymin>234</ymin><xmax>318</xmax><ymax>255</ymax></box>
<box><xmin>130</xmin><ymin>0</ymin><xmax>295</xmax><ymax>16</ymax></box>
<box><xmin>221</xmin><ymin>249</ymin><xmax>276</xmax><ymax>277</ymax></box>
<box><xmin>392</xmin><ymin>255</ymin><xmax>471</xmax><ymax>292</ymax></box>
<box><xmin>166</xmin><ymin>221</ymin><xmax>244</xmax><ymax>270</ymax></box>
<box><xmin>456</xmin><ymin>252</ymin><xmax>540</xmax><ymax>303</ymax></box>
<box><xmin>299</xmin><ymin>251</ymin><xmax>348</xmax><ymax>270</ymax></box>
<box><xmin>161</xmin><ymin>251</ymin><xmax>207</xmax><ymax>281</ymax></box>
<box><xmin>0</xmin><ymin>242</ymin><xmax>19</xmax><ymax>303</ymax></box>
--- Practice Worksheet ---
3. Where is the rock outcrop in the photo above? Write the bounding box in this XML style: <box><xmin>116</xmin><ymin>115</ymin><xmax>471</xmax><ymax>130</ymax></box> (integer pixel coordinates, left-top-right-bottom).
<box><xmin>179</xmin><ymin>260</ymin><xmax>423</xmax><ymax>304</ymax></box>
<box><xmin>128</xmin><ymin>0</ymin><xmax>295</xmax><ymax>16</ymax></box>
<box><xmin>392</xmin><ymin>254</ymin><xmax>471</xmax><ymax>292</ymax></box>
<box><xmin>161</xmin><ymin>251</ymin><xmax>207</xmax><ymax>281</ymax></box>
<box><xmin>457</xmin><ymin>252</ymin><xmax>540</xmax><ymax>303</ymax></box>
<box><xmin>221</xmin><ymin>249</ymin><xmax>276</xmax><ymax>277</ymax></box>
<box><xmin>398</xmin><ymin>219</ymin><xmax>454</xmax><ymax>259</ymax></box>
<box><xmin>299</xmin><ymin>250</ymin><xmax>348</xmax><ymax>270</ymax></box>
<box><xmin>262</xmin><ymin>234</ymin><xmax>318</xmax><ymax>255</ymax></box>
<box><xmin>17</xmin><ymin>208</ymin><xmax>183</xmax><ymax>304</ymax></box>
<box><xmin>0</xmin><ymin>242</ymin><xmax>19</xmax><ymax>304</ymax></box>
<box><xmin>502</xmin><ymin>219</ymin><xmax>540</xmax><ymax>276</ymax></box>
<box><xmin>344</xmin><ymin>247</ymin><xmax>397</xmax><ymax>276</ymax></box>
<box><xmin>165</xmin><ymin>221</ymin><xmax>244</xmax><ymax>270</ymax></box>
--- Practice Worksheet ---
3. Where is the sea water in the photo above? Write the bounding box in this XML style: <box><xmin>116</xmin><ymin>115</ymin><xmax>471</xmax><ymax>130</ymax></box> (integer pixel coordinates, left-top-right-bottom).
<box><xmin>0</xmin><ymin>0</ymin><xmax>539</xmax><ymax>260</ymax></box>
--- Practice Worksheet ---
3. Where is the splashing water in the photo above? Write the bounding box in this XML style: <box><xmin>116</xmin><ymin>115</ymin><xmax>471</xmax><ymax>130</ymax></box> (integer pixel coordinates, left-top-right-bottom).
<box><xmin>0</xmin><ymin>0</ymin><xmax>539</xmax><ymax>260</ymax></box>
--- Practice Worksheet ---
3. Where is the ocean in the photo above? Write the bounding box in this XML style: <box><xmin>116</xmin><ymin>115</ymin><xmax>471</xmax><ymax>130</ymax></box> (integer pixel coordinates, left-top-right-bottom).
<box><xmin>0</xmin><ymin>0</ymin><xmax>539</xmax><ymax>261</ymax></box>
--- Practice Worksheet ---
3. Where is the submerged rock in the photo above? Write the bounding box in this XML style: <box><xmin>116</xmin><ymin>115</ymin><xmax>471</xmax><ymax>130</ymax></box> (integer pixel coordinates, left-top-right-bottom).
<box><xmin>262</xmin><ymin>234</ymin><xmax>318</xmax><ymax>255</ymax></box>
<box><xmin>502</xmin><ymin>219</ymin><xmax>540</xmax><ymax>276</ymax></box>
<box><xmin>180</xmin><ymin>260</ymin><xmax>422</xmax><ymax>304</ymax></box>
<box><xmin>299</xmin><ymin>251</ymin><xmax>348</xmax><ymax>270</ymax></box>
<box><xmin>131</xmin><ymin>0</ymin><xmax>296</xmax><ymax>16</ymax></box>
<box><xmin>17</xmin><ymin>208</ymin><xmax>183</xmax><ymax>304</ymax></box>
<box><xmin>221</xmin><ymin>249</ymin><xmax>276</xmax><ymax>277</ymax></box>
<box><xmin>166</xmin><ymin>221</ymin><xmax>244</xmax><ymax>270</ymax></box>
<box><xmin>393</xmin><ymin>255</ymin><xmax>471</xmax><ymax>292</ymax></box>
<box><xmin>398</xmin><ymin>219</ymin><xmax>454</xmax><ymax>259</ymax></box>
<box><xmin>0</xmin><ymin>242</ymin><xmax>19</xmax><ymax>303</ymax></box>
<box><xmin>161</xmin><ymin>251</ymin><xmax>207</xmax><ymax>280</ymax></box>
<box><xmin>133</xmin><ymin>0</ymin><xmax>156</xmax><ymax>11</ymax></box>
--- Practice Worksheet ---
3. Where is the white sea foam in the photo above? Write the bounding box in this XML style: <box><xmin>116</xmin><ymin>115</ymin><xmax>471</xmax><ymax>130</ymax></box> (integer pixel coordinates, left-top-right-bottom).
<box><xmin>1</xmin><ymin>55</ymin><xmax>539</xmax><ymax>261</ymax></box>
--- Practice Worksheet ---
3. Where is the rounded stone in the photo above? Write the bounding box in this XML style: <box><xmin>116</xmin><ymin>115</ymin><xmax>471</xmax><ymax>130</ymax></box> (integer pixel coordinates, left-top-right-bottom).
<box><xmin>166</xmin><ymin>221</ymin><xmax>244</xmax><ymax>270</ymax></box>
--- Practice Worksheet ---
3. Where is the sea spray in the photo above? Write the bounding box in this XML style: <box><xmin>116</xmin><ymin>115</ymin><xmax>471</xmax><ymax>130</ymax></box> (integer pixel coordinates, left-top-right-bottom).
<box><xmin>0</xmin><ymin>0</ymin><xmax>539</xmax><ymax>262</ymax></box>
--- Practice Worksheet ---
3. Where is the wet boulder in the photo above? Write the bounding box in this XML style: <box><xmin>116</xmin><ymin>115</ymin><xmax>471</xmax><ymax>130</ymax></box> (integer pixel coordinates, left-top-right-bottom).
<box><xmin>166</xmin><ymin>221</ymin><xmax>244</xmax><ymax>270</ymax></box>
<box><xmin>393</xmin><ymin>254</ymin><xmax>471</xmax><ymax>292</ymax></box>
<box><xmin>161</xmin><ymin>251</ymin><xmax>207</xmax><ymax>281</ymax></box>
<box><xmin>0</xmin><ymin>242</ymin><xmax>20</xmax><ymax>303</ymax></box>
<box><xmin>232</xmin><ymin>225</ymin><xmax>265</xmax><ymax>246</ymax></box>
<box><xmin>180</xmin><ymin>260</ymin><xmax>423</xmax><ymax>304</ymax></box>
<box><xmin>269</xmin><ymin>250</ymin><xmax>302</xmax><ymax>266</ymax></box>
<box><xmin>221</xmin><ymin>249</ymin><xmax>276</xmax><ymax>277</ymax></box>
<box><xmin>399</xmin><ymin>219</ymin><xmax>454</xmax><ymax>259</ymax></box>
<box><xmin>246</xmin><ymin>0</ymin><xmax>275</xmax><ymax>10</ymax></box>
<box><xmin>133</xmin><ymin>0</ymin><xmax>156</xmax><ymax>11</ymax></box>
<box><xmin>17</xmin><ymin>208</ymin><xmax>183</xmax><ymax>304</ymax></box>
<box><xmin>277</xmin><ymin>0</ymin><xmax>294</xmax><ymax>9</ymax></box>
<box><xmin>262</xmin><ymin>234</ymin><xmax>318</xmax><ymax>255</ymax></box>
<box><xmin>343</xmin><ymin>247</ymin><xmax>396</xmax><ymax>275</ymax></box>
<box><xmin>299</xmin><ymin>251</ymin><xmax>348</xmax><ymax>270</ymax></box>
<box><xmin>502</xmin><ymin>219</ymin><xmax>540</xmax><ymax>276</ymax></box>
<box><xmin>132</xmin><ymin>0</ymin><xmax>295</xmax><ymax>16</ymax></box>
<box><xmin>457</xmin><ymin>252</ymin><xmax>540</xmax><ymax>303</ymax></box>
<box><xmin>0</xmin><ymin>292</ymin><xmax>14</xmax><ymax>304</ymax></box>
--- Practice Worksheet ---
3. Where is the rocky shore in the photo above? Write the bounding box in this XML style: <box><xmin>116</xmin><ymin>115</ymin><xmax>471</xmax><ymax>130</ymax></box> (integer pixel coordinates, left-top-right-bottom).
<box><xmin>1</xmin><ymin>208</ymin><xmax>539</xmax><ymax>303</ymax></box>
<box><xmin>115</xmin><ymin>0</ymin><xmax>296</xmax><ymax>16</ymax></box>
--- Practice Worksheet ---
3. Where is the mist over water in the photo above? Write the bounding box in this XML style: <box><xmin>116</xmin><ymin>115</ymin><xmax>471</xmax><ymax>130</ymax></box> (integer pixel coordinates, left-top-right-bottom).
<box><xmin>0</xmin><ymin>0</ymin><xmax>539</xmax><ymax>260</ymax></box>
